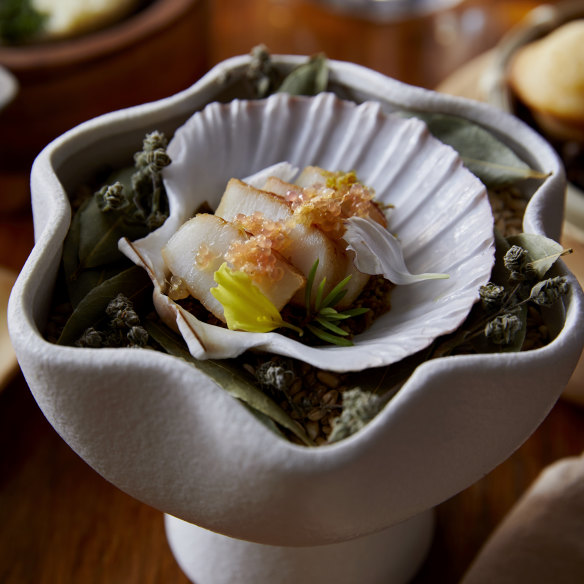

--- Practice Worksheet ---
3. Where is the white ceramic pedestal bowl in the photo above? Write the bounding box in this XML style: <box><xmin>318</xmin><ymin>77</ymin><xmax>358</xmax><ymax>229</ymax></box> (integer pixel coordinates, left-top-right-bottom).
<box><xmin>8</xmin><ymin>55</ymin><xmax>584</xmax><ymax>584</ymax></box>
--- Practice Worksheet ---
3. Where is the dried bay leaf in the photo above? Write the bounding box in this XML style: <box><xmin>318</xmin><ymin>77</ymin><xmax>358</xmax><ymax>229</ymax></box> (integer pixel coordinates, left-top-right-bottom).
<box><xmin>78</xmin><ymin>195</ymin><xmax>149</xmax><ymax>269</ymax></box>
<box><xmin>58</xmin><ymin>266</ymin><xmax>153</xmax><ymax>346</ymax></box>
<box><xmin>507</xmin><ymin>233</ymin><xmax>572</xmax><ymax>279</ymax></box>
<box><xmin>66</xmin><ymin>260</ymin><xmax>135</xmax><ymax>308</ymax></box>
<box><xmin>145</xmin><ymin>319</ymin><xmax>314</xmax><ymax>447</ymax></box>
<box><xmin>504</xmin><ymin>303</ymin><xmax>528</xmax><ymax>352</ymax></box>
<box><xmin>277</xmin><ymin>53</ymin><xmax>329</xmax><ymax>96</ymax></box>
<box><xmin>61</xmin><ymin>196</ymin><xmax>85</xmax><ymax>302</ymax></box>
<box><xmin>401</xmin><ymin>111</ymin><xmax>548</xmax><ymax>187</ymax></box>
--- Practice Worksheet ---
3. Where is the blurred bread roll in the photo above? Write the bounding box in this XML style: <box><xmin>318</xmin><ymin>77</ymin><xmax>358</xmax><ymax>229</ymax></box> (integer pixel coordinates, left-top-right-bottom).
<box><xmin>508</xmin><ymin>20</ymin><xmax>584</xmax><ymax>142</ymax></box>
<box><xmin>32</xmin><ymin>0</ymin><xmax>143</xmax><ymax>39</ymax></box>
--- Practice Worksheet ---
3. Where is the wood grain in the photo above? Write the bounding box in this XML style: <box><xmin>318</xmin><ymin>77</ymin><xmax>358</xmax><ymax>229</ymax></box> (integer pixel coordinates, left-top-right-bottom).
<box><xmin>2</xmin><ymin>372</ymin><xmax>583</xmax><ymax>583</ymax></box>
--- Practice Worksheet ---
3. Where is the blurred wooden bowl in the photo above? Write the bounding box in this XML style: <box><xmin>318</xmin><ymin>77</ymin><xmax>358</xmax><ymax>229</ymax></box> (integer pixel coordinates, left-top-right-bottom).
<box><xmin>0</xmin><ymin>0</ymin><xmax>209</xmax><ymax>211</ymax></box>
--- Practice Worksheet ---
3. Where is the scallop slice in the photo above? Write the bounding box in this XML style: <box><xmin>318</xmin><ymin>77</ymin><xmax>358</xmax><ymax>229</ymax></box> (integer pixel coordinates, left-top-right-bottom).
<box><xmin>215</xmin><ymin>178</ymin><xmax>346</xmax><ymax>306</ymax></box>
<box><xmin>161</xmin><ymin>214</ymin><xmax>304</xmax><ymax>322</ymax></box>
<box><xmin>294</xmin><ymin>166</ymin><xmax>327</xmax><ymax>189</ymax></box>
<box><xmin>263</xmin><ymin>175</ymin><xmax>369</xmax><ymax>308</ymax></box>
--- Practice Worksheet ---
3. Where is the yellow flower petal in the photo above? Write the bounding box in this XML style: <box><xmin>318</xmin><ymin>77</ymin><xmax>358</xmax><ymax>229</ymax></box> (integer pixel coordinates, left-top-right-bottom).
<box><xmin>211</xmin><ymin>263</ymin><xmax>286</xmax><ymax>333</ymax></box>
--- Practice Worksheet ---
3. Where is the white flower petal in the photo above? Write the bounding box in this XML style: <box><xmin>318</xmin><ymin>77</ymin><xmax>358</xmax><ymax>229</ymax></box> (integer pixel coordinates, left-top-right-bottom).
<box><xmin>344</xmin><ymin>216</ymin><xmax>450</xmax><ymax>285</ymax></box>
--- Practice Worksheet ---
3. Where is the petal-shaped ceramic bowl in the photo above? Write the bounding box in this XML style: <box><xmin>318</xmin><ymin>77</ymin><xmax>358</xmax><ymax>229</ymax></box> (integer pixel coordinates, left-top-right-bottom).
<box><xmin>7</xmin><ymin>55</ymin><xmax>584</xmax><ymax>583</ymax></box>
<box><xmin>123</xmin><ymin>91</ymin><xmax>494</xmax><ymax>371</ymax></box>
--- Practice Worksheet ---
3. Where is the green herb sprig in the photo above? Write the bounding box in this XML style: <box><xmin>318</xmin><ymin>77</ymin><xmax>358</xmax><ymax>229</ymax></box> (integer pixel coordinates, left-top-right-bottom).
<box><xmin>303</xmin><ymin>259</ymin><xmax>369</xmax><ymax>347</ymax></box>
<box><xmin>431</xmin><ymin>232</ymin><xmax>572</xmax><ymax>356</ymax></box>
<box><xmin>61</xmin><ymin>132</ymin><xmax>170</xmax><ymax>308</ymax></box>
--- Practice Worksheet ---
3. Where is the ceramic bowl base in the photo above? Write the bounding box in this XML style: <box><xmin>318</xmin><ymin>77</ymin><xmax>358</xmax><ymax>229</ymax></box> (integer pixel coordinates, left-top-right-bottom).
<box><xmin>165</xmin><ymin>509</ymin><xmax>435</xmax><ymax>584</ymax></box>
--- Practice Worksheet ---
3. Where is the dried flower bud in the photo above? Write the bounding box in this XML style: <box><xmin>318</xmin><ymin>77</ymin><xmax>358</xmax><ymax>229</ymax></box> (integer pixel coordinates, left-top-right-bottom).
<box><xmin>142</xmin><ymin>131</ymin><xmax>168</xmax><ymax>152</ymax></box>
<box><xmin>127</xmin><ymin>326</ymin><xmax>149</xmax><ymax>347</ymax></box>
<box><xmin>530</xmin><ymin>276</ymin><xmax>569</xmax><ymax>306</ymax></box>
<box><xmin>485</xmin><ymin>313</ymin><xmax>523</xmax><ymax>345</ymax></box>
<box><xmin>96</xmin><ymin>182</ymin><xmax>128</xmax><ymax>212</ymax></box>
<box><xmin>76</xmin><ymin>327</ymin><xmax>106</xmax><ymax>348</ymax></box>
<box><xmin>504</xmin><ymin>245</ymin><xmax>528</xmax><ymax>273</ymax></box>
<box><xmin>255</xmin><ymin>360</ymin><xmax>295</xmax><ymax>392</ymax></box>
<box><xmin>246</xmin><ymin>44</ymin><xmax>277</xmax><ymax>97</ymax></box>
<box><xmin>107</xmin><ymin>294</ymin><xmax>141</xmax><ymax>328</ymax></box>
<box><xmin>479</xmin><ymin>283</ymin><xmax>506</xmax><ymax>310</ymax></box>
<box><xmin>328</xmin><ymin>388</ymin><xmax>383</xmax><ymax>443</ymax></box>
<box><xmin>503</xmin><ymin>245</ymin><xmax>536</xmax><ymax>280</ymax></box>
<box><xmin>145</xmin><ymin>149</ymin><xmax>171</xmax><ymax>172</ymax></box>
<box><xmin>106</xmin><ymin>294</ymin><xmax>132</xmax><ymax>317</ymax></box>
<box><xmin>115</xmin><ymin>309</ymin><xmax>141</xmax><ymax>329</ymax></box>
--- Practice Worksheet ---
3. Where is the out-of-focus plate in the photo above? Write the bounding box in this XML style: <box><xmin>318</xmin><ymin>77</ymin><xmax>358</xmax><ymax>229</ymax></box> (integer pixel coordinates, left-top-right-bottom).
<box><xmin>0</xmin><ymin>267</ymin><xmax>18</xmax><ymax>391</ymax></box>
<box><xmin>0</xmin><ymin>65</ymin><xmax>18</xmax><ymax>111</ymax></box>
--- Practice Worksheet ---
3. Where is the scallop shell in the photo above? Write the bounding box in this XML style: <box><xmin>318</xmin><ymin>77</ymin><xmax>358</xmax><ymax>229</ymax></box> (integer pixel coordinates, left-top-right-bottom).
<box><xmin>121</xmin><ymin>92</ymin><xmax>495</xmax><ymax>372</ymax></box>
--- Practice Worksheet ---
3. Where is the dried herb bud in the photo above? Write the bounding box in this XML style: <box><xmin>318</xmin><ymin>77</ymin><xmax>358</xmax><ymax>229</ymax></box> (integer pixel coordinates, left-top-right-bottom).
<box><xmin>479</xmin><ymin>283</ymin><xmax>506</xmax><ymax>310</ymax></box>
<box><xmin>485</xmin><ymin>313</ymin><xmax>523</xmax><ymax>345</ymax></box>
<box><xmin>106</xmin><ymin>294</ymin><xmax>141</xmax><ymax>328</ymax></box>
<box><xmin>76</xmin><ymin>327</ymin><xmax>106</xmax><ymax>348</ymax></box>
<box><xmin>96</xmin><ymin>182</ymin><xmax>128</xmax><ymax>212</ymax></box>
<box><xmin>106</xmin><ymin>293</ymin><xmax>132</xmax><ymax>317</ymax></box>
<box><xmin>328</xmin><ymin>388</ymin><xmax>383</xmax><ymax>443</ymax></box>
<box><xmin>503</xmin><ymin>245</ymin><xmax>530</xmax><ymax>280</ymax></box>
<box><xmin>145</xmin><ymin>149</ymin><xmax>172</xmax><ymax>172</ymax></box>
<box><xmin>127</xmin><ymin>326</ymin><xmax>149</xmax><ymax>347</ymax></box>
<box><xmin>142</xmin><ymin>131</ymin><xmax>168</xmax><ymax>152</ymax></box>
<box><xmin>530</xmin><ymin>276</ymin><xmax>568</xmax><ymax>306</ymax></box>
<box><xmin>114</xmin><ymin>309</ymin><xmax>141</xmax><ymax>329</ymax></box>
<box><xmin>246</xmin><ymin>44</ymin><xmax>278</xmax><ymax>98</ymax></box>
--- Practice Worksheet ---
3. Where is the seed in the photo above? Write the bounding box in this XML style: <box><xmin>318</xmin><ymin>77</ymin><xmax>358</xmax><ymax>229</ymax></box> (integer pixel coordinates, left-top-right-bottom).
<box><xmin>289</xmin><ymin>378</ymin><xmax>302</xmax><ymax>396</ymax></box>
<box><xmin>305</xmin><ymin>421</ymin><xmax>320</xmax><ymax>441</ymax></box>
<box><xmin>292</xmin><ymin>390</ymin><xmax>307</xmax><ymax>404</ymax></box>
<box><xmin>316</xmin><ymin>370</ymin><xmax>340</xmax><ymax>388</ymax></box>
<box><xmin>508</xmin><ymin>197</ymin><xmax>527</xmax><ymax>212</ymax></box>
<box><xmin>322</xmin><ymin>389</ymin><xmax>339</xmax><ymax>405</ymax></box>
<box><xmin>307</xmin><ymin>407</ymin><xmax>327</xmax><ymax>421</ymax></box>
<box><xmin>313</xmin><ymin>384</ymin><xmax>327</xmax><ymax>400</ymax></box>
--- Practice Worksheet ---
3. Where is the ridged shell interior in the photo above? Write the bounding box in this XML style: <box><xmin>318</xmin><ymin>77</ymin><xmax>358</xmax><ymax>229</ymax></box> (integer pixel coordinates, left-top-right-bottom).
<box><xmin>123</xmin><ymin>92</ymin><xmax>495</xmax><ymax>372</ymax></box>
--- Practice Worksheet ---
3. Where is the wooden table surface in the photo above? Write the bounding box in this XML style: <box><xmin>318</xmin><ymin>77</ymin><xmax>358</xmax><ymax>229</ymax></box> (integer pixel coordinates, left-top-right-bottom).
<box><xmin>2</xmin><ymin>0</ymin><xmax>584</xmax><ymax>582</ymax></box>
